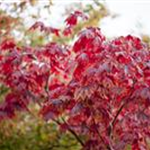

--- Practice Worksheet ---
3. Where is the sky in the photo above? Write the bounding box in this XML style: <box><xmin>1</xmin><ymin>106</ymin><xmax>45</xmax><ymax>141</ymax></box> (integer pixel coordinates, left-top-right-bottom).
<box><xmin>101</xmin><ymin>0</ymin><xmax>150</xmax><ymax>37</ymax></box>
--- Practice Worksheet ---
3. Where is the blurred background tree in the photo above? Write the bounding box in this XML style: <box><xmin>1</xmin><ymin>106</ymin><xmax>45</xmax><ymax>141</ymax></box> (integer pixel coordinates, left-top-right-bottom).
<box><xmin>0</xmin><ymin>0</ymin><xmax>53</xmax><ymax>45</ymax></box>
<box><xmin>0</xmin><ymin>0</ymin><xmax>110</xmax><ymax>45</ymax></box>
<box><xmin>142</xmin><ymin>35</ymin><xmax>150</xmax><ymax>47</ymax></box>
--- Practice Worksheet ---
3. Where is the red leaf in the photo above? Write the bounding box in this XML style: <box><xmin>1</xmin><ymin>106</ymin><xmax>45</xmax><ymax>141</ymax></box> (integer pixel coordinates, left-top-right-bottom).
<box><xmin>65</xmin><ymin>13</ymin><xmax>77</xmax><ymax>26</ymax></box>
<box><xmin>0</xmin><ymin>39</ymin><xmax>16</xmax><ymax>50</ymax></box>
<box><xmin>73</xmin><ymin>27</ymin><xmax>105</xmax><ymax>53</ymax></box>
<box><xmin>29</xmin><ymin>21</ymin><xmax>44</xmax><ymax>30</ymax></box>
<box><xmin>63</xmin><ymin>26</ymin><xmax>72</xmax><ymax>36</ymax></box>
<box><xmin>65</xmin><ymin>11</ymin><xmax>88</xmax><ymax>27</ymax></box>
<box><xmin>63</xmin><ymin>11</ymin><xmax>88</xmax><ymax>36</ymax></box>
<box><xmin>29</xmin><ymin>21</ymin><xmax>60</xmax><ymax>36</ymax></box>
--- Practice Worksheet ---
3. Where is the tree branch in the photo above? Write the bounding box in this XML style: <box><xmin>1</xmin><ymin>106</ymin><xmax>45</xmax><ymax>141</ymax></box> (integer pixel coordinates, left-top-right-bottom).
<box><xmin>111</xmin><ymin>102</ymin><xmax>126</xmax><ymax>128</ymax></box>
<box><xmin>108</xmin><ymin>82</ymin><xmax>136</xmax><ymax>137</ymax></box>
<box><xmin>53</xmin><ymin>118</ymin><xmax>85</xmax><ymax>147</ymax></box>
<box><xmin>92</xmin><ymin>118</ymin><xmax>113</xmax><ymax>150</ymax></box>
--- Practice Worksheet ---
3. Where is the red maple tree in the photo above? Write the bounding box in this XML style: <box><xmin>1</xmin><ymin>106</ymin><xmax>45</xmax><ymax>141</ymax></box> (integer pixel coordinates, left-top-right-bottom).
<box><xmin>0</xmin><ymin>11</ymin><xmax>150</xmax><ymax>150</ymax></box>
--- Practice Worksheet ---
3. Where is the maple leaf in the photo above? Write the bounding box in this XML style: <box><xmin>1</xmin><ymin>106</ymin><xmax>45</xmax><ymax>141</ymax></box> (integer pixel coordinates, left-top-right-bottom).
<box><xmin>0</xmin><ymin>39</ymin><xmax>16</xmax><ymax>50</ymax></box>
<box><xmin>29</xmin><ymin>21</ymin><xmax>60</xmax><ymax>36</ymax></box>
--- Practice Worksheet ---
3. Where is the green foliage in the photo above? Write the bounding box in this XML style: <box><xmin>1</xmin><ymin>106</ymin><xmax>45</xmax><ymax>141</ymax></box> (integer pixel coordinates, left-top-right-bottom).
<box><xmin>0</xmin><ymin>109</ymin><xmax>81</xmax><ymax>150</ymax></box>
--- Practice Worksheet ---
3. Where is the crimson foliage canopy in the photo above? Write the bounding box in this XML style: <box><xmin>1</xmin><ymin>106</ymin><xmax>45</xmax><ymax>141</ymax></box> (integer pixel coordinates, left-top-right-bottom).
<box><xmin>0</xmin><ymin>11</ymin><xmax>150</xmax><ymax>150</ymax></box>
